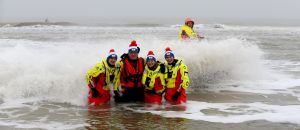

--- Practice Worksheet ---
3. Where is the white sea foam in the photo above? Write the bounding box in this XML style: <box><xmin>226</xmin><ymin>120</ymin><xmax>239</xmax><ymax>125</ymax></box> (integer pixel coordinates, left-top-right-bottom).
<box><xmin>124</xmin><ymin>101</ymin><xmax>300</xmax><ymax>124</ymax></box>
<box><xmin>0</xmin><ymin>36</ymin><xmax>297</xmax><ymax>106</ymax></box>
<box><xmin>170</xmin><ymin>23</ymin><xmax>300</xmax><ymax>31</ymax></box>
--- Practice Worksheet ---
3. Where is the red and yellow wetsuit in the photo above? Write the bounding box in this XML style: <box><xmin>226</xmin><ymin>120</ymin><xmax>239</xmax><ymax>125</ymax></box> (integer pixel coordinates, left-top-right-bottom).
<box><xmin>164</xmin><ymin>59</ymin><xmax>190</xmax><ymax>104</ymax></box>
<box><xmin>142</xmin><ymin>63</ymin><xmax>165</xmax><ymax>104</ymax></box>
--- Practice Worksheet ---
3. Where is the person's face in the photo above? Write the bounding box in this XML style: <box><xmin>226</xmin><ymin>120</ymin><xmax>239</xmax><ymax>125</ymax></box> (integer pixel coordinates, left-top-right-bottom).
<box><xmin>128</xmin><ymin>52</ymin><xmax>138</xmax><ymax>60</ymax></box>
<box><xmin>165</xmin><ymin>56</ymin><xmax>174</xmax><ymax>64</ymax></box>
<box><xmin>187</xmin><ymin>21</ymin><xmax>194</xmax><ymax>28</ymax></box>
<box><xmin>147</xmin><ymin>59</ymin><xmax>156</xmax><ymax>68</ymax></box>
<box><xmin>108</xmin><ymin>58</ymin><xmax>117</xmax><ymax>66</ymax></box>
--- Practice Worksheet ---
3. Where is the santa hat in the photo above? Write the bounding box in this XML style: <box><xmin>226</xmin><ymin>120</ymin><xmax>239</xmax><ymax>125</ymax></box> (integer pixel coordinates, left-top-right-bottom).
<box><xmin>146</xmin><ymin>50</ymin><xmax>156</xmax><ymax>62</ymax></box>
<box><xmin>107</xmin><ymin>49</ymin><xmax>118</xmax><ymax>59</ymax></box>
<box><xmin>128</xmin><ymin>40</ymin><xmax>139</xmax><ymax>53</ymax></box>
<box><xmin>164</xmin><ymin>47</ymin><xmax>174</xmax><ymax>58</ymax></box>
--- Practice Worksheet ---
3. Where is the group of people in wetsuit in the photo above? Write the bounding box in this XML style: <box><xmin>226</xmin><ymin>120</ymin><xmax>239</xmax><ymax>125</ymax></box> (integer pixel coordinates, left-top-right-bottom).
<box><xmin>85</xmin><ymin>17</ymin><xmax>201</xmax><ymax>106</ymax></box>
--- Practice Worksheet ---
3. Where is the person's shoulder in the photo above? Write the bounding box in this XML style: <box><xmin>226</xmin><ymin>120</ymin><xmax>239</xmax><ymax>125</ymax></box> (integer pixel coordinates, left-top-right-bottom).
<box><xmin>138</xmin><ymin>57</ymin><xmax>145</xmax><ymax>64</ymax></box>
<box><xmin>120</xmin><ymin>53</ymin><xmax>128</xmax><ymax>60</ymax></box>
<box><xmin>93</xmin><ymin>60</ymin><xmax>104</xmax><ymax>68</ymax></box>
<box><xmin>180</xmin><ymin>25</ymin><xmax>187</xmax><ymax>31</ymax></box>
<box><xmin>156</xmin><ymin>60</ymin><xmax>164</xmax><ymax>65</ymax></box>
<box><xmin>102</xmin><ymin>59</ymin><xmax>110</xmax><ymax>65</ymax></box>
<box><xmin>174</xmin><ymin>58</ymin><xmax>182</xmax><ymax>63</ymax></box>
<box><xmin>182</xmin><ymin>25</ymin><xmax>190</xmax><ymax>29</ymax></box>
<box><xmin>91</xmin><ymin>60</ymin><xmax>105</xmax><ymax>72</ymax></box>
<box><xmin>144</xmin><ymin>65</ymin><xmax>150</xmax><ymax>71</ymax></box>
<box><xmin>176</xmin><ymin>58</ymin><xmax>188</xmax><ymax>66</ymax></box>
<box><xmin>116</xmin><ymin>60</ymin><xmax>123</xmax><ymax>67</ymax></box>
<box><xmin>157</xmin><ymin>61</ymin><xmax>166</xmax><ymax>73</ymax></box>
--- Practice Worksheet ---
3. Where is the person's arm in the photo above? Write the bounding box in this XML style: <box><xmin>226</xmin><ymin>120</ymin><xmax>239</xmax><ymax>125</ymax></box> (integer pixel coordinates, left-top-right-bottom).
<box><xmin>113</xmin><ymin>61</ymin><xmax>122</xmax><ymax>91</ymax></box>
<box><xmin>180</xmin><ymin>63</ymin><xmax>190</xmax><ymax>90</ymax></box>
<box><xmin>113</xmin><ymin>61</ymin><xmax>125</xmax><ymax>96</ymax></box>
<box><xmin>141</xmin><ymin>69</ymin><xmax>147</xmax><ymax>87</ymax></box>
<box><xmin>95</xmin><ymin>73</ymin><xmax>106</xmax><ymax>89</ymax></box>
<box><xmin>113</xmin><ymin>61</ymin><xmax>125</xmax><ymax>97</ymax></box>
<box><xmin>154</xmin><ymin>75</ymin><xmax>165</xmax><ymax>94</ymax></box>
<box><xmin>89</xmin><ymin>72</ymin><xmax>106</xmax><ymax>98</ymax></box>
<box><xmin>86</xmin><ymin>62</ymin><xmax>103</xmax><ymax>84</ymax></box>
<box><xmin>181</xmin><ymin>30</ymin><xmax>190</xmax><ymax>39</ymax></box>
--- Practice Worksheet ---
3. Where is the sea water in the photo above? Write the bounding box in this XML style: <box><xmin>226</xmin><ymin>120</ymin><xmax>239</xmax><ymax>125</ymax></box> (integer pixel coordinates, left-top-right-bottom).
<box><xmin>0</xmin><ymin>23</ymin><xmax>300</xmax><ymax>129</ymax></box>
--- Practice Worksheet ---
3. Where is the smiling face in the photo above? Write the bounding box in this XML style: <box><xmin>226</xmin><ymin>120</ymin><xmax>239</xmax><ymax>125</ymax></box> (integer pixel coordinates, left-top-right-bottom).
<box><xmin>147</xmin><ymin>59</ymin><xmax>156</xmax><ymax>68</ymax></box>
<box><xmin>108</xmin><ymin>57</ymin><xmax>117</xmax><ymax>66</ymax></box>
<box><xmin>165</xmin><ymin>55</ymin><xmax>174</xmax><ymax>64</ymax></box>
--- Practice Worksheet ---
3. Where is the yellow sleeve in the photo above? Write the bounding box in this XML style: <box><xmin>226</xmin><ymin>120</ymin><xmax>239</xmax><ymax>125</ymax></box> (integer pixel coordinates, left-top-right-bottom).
<box><xmin>180</xmin><ymin>63</ymin><xmax>190</xmax><ymax>90</ymax></box>
<box><xmin>178</xmin><ymin>26</ymin><xmax>184</xmax><ymax>40</ymax></box>
<box><xmin>113</xmin><ymin>61</ymin><xmax>123</xmax><ymax>91</ymax></box>
<box><xmin>85</xmin><ymin>62</ymin><xmax>104</xmax><ymax>84</ymax></box>
<box><xmin>142</xmin><ymin>69</ymin><xmax>147</xmax><ymax>86</ymax></box>
<box><xmin>159</xmin><ymin>72</ymin><xmax>166</xmax><ymax>92</ymax></box>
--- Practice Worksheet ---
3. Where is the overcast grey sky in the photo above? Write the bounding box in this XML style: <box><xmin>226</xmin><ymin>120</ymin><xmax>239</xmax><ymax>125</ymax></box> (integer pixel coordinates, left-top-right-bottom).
<box><xmin>0</xmin><ymin>0</ymin><xmax>300</xmax><ymax>24</ymax></box>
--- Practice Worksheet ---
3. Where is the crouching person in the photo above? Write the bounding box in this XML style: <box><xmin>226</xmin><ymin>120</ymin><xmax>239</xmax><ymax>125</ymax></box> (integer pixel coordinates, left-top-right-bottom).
<box><xmin>142</xmin><ymin>51</ymin><xmax>165</xmax><ymax>104</ymax></box>
<box><xmin>164</xmin><ymin>47</ymin><xmax>190</xmax><ymax>105</ymax></box>
<box><xmin>85</xmin><ymin>49</ymin><xmax>119</xmax><ymax>106</ymax></box>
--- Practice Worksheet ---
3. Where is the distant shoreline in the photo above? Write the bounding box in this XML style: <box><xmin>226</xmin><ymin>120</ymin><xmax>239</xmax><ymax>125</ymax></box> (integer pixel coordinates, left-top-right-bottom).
<box><xmin>1</xmin><ymin>17</ymin><xmax>300</xmax><ymax>27</ymax></box>
<box><xmin>1</xmin><ymin>20</ymin><xmax>300</xmax><ymax>27</ymax></box>
<box><xmin>0</xmin><ymin>22</ymin><xmax>78</xmax><ymax>27</ymax></box>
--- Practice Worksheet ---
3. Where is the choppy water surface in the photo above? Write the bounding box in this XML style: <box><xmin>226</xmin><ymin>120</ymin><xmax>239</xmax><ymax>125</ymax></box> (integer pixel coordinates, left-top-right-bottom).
<box><xmin>0</xmin><ymin>24</ymin><xmax>300</xmax><ymax>129</ymax></box>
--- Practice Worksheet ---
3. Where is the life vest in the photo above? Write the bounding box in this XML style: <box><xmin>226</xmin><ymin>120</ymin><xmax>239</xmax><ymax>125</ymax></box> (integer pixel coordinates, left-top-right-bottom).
<box><xmin>120</xmin><ymin>57</ymin><xmax>144</xmax><ymax>88</ymax></box>
<box><xmin>165</xmin><ymin>59</ymin><xmax>190</xmax><ymax>89</ymax></box>
<box><xmin>142</xmin><ymin>64</ymin><xmax>165</xmax><ymax>93</ymax></box>
<box><xmin>85</xmin><ymin>59</ymin><xmax>119</xmax><ymax>90</ymax></box>
<box><xmin>178</xmin><ymin>25</ymin><xmax>198</xmax><ymax>40</ymax></box>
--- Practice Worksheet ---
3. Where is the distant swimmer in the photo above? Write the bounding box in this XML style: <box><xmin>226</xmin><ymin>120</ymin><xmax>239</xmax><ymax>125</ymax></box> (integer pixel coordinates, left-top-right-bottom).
<box><xmin>179</xmin><ymin>17</ymin><xmax>204</xmax><ymax>41</ymax></box>
<box><xmin>85</xmin><ymin>49</ymin><xmax>119</xmax><ymax>106</ymax></box>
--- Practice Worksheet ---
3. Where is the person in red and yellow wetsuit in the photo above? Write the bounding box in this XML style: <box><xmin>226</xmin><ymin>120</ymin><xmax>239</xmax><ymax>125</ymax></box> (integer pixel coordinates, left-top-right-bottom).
<box><xmin>85</xmin><ymin>49</ymin><xmax>119</xmax><ymax>106</ymax></box>
<box><xmin>179</xmin><ymin>17</ymin><xmax>204</xmax><ymax>41</ymax></box>
<box><xmin>142</xmin><ymin>51</ymin><xmax>165</xmax><ymax>104</ymax></box>
<box><xmin>114</xmin><ymin>40</ymin><xmax>145</xmax><ymax>103</ymax></box>
<box><xmin>164</xmin><ymin>47</ymin><xmax>190</xmax><ymax>104</ymax></box>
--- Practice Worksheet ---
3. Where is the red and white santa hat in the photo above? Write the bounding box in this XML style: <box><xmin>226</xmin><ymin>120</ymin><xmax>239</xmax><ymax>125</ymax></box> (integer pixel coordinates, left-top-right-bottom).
<box><xmin>128</xmin><ymin>40</ymin><xmax>139</xmax><ymax>53</ymax></box>
<box><xmin>146</xmin><ymin>50</ymin><xmax>156</xmax><ymax>62</ymax></box>
<box><xmin>164</xmin><ymin>47</ymin><xmax>174</xmax><ymax>58</ymax></box>
<box><xmin>107</xmin><ymin>49</ymin><xmax>117</xmax><ymax>59</ymax></box>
